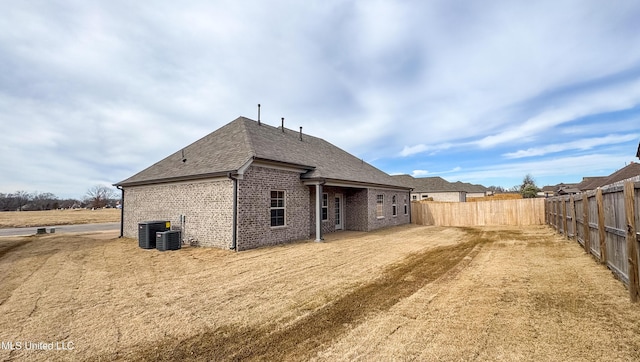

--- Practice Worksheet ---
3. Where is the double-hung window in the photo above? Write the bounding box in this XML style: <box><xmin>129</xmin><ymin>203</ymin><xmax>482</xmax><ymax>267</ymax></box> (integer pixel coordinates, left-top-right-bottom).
<box><xmin>270</xmin><ymin>190</ymin><xmax>285</xmax><ymax>227</ymax></box>
<box><xmin>322</xmin><ymin>193</ymin><xmax>328</xmax><ymax>221</ymax></box>
<box><xmin>404</xmin><ymin>196</ymin><xmax>408</xmax><ymax>215</ymax></box>
<box><xmin>376</xmin><ymin>195</ymin><xmax>384</xmax><ymax>218</ymax></box>
<box><xmin>392</xmin><ymin>195</ymin><xmax>397</xmax><ymax>216</ymax></box>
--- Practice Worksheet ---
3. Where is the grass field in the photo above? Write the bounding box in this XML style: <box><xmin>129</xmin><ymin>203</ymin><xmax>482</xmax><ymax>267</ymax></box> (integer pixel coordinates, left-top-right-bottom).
<box><xmin>1</xmin><ymin>225</ymin><xmax>639</xmax><ymax>361</ymax></box>
<box><xmin>0</xmin><ymin>209</ymin><xmax>120</xmax><ymax>228</ymax></box>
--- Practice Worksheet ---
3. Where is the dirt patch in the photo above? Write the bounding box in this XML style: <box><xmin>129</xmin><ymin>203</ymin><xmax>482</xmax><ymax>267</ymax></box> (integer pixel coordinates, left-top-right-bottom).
<box><xmin>124</xmin><ymin>230</ymin><xmax>490</xmax><ymax>361</ymax></box>
<box><xmin>0</xmin><ymin>237</ymin><xmax>34</xmax><ymax>259</ymax></box>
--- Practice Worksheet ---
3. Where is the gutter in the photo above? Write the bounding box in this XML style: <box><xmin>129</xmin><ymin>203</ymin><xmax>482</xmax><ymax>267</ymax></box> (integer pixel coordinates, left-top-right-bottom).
<box><xmin>116</xmin><ymin>185</ymin><xmax>124</xmax><ymax>238</ymax></box>
<box><xmin>227</xmin><ymin>172</ymin><xmax>239</xmax><ymax>251</ymax></box>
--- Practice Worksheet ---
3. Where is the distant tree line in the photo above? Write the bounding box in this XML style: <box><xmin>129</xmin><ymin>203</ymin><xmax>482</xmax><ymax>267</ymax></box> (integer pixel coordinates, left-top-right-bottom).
<box><xmin>0</xmin><ymin>185</ymin><xmax>119</xmax><ymax>211</ymax></box>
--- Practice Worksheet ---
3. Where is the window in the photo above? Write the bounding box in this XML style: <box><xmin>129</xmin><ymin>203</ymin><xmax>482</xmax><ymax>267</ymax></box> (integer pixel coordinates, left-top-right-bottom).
<box><xmin>412</xmin><ymin>195</ymin><xmax>417</xmax><ymax>201</ymax></box>
<box><xmin>404</xmin><ymin>196</ymin><xmax>408</xmax><ymax>215</ymax></box>
<box><xmin>392</xmin><ymin>195</ymin><xmax>397</xmax><ymax>216</ymax></box>
<box><xmin>270</xmin><ymin>190</ymin><xmax>285</xmax><ymax>227</ymax></box>
<box><xmin>376</xmin><ymin>194</ymin><xmax>384</xmax><ymax>218</ymax></box>
<box><xmin>322</xmin><ymin>193</ymin><xmax>328</xmax><ymax>221</ymax></box>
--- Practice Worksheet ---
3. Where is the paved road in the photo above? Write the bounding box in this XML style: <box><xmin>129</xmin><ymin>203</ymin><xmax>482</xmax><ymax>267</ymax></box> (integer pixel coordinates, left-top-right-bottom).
<box><xmin>0</xmin><ymin>222</ymin><xmax>120</xmax><ymax>237</ymax></box>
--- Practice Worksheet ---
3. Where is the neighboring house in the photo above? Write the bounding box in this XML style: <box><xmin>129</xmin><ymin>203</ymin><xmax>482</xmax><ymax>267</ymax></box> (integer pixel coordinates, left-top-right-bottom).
<box><xmin>544</xmin><ymin>163</ymin><xmax>640</xmax><ymax>196</ymax></box>
<box><xmin>114</xmin><ymin>117</ymin><xmax>410</xmax><ymax>251</ymax></box>
<box><xmin>393</xmin><ymin>175</ymin><xmax>467</xmax><ymax>202</ymax></box>
<box><xmin>592</xmin><ymin>162</ymin><xmax>640</xmax><ymax>188</ymax></box>
<box><xmin>540</xmin><ymin>186</ymin><xmax>556</xmax><ymax>198</ymax></box>
<box><xmin>575</xmin><ymin>177</ymin><xmax>607</xmax><ymax>192</ymax></box>
<box><xmin>539</xmin><ymin>183</ymin><xmax>580</xmax><ymax>197</ymax></box>
<box><xmin>451</xmin><ymin>181</ymin><xmax>490</xmax><ymax>198</ymax></box>
<box><xmin>572</xmin><ymin>163</ymin><xmax>640</xmax><ymax>192</ymax></box>
<box><xmin>556</xmin><ymin>184</ymin><xmax>581</xmax><ymax>195</ymax></box>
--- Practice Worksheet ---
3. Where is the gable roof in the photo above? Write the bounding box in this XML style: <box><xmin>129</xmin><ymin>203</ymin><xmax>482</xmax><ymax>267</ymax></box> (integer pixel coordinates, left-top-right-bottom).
<box><xmin>451</xmin><ymin>181</ymin><xmax>488</xmax><ymax>193</ymax></box>
<box><xmin>593</xmin><ymin>162</ymin><xmax>640</xmax><ymax>188</ymax></box>
<box><xmin>392</xmin><ymin>175</ymin><xmax>465</xmax><ymax>193</ymax></box>
<box><xmin>116</xmin><ymin>117</ymin><xmax>407</xmax><ymax>189</ymax></box>
<box><xmin>575</xmin><ymin>177</ymin><xmax>606</xmax><ymax>191</ymax></box>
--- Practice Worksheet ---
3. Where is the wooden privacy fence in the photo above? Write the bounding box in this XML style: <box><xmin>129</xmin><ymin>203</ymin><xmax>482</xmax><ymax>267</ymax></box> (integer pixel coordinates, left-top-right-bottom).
<box><xmin>546</xmin><ymin>181</ymin><xmax>640</xmax><ymax>302</ymax></box>
<box><xmin>411</xmin><ymin>198</ymin><xmax>545</xmax><ymax>227</ymax></box>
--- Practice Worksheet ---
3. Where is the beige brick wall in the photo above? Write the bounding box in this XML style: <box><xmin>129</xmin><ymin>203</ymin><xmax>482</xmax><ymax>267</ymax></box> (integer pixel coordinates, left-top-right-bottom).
<box><xmin>311</xmin><ymin>187</ymin><xmax>410</xmax><ymax>234</ymax></box>
<box><xmin>236</xmin><ymin>166</ymin><xmax>310</xmax><ymax>251</ymax></box>
<box><xmin>123</xmin><ymin>168</ymin><xmax>410</xmax><ymax>250</ymax></box>
<box><xmin>344</xmin><ymin>188</ymin><xmax>368</xmax><ymax>232</ymax></box>
<box><xmin>123</xmin><ymin>179</ymin><xmax>234</xmax><ymax>248</ymax></box>
<box><xmin>367</xmin><ymin>189</ymin><xmax>411</xmax><ymax>231</ymax></box>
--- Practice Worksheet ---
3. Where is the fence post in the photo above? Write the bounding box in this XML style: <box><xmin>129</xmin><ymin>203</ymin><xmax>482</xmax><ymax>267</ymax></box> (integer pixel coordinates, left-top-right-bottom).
<box><xmin>583</xmin><ymin>193</ymin><xmax>590</xmax><ymax>254</ymax></box>
<box><xmin>624</xmin><ymin>181</ymin><xmax>639</xmax><ymax>302</ymax></box>
<box><xmin>554</xmin><ymin>198</ymin><xmax>559</xmax><ymax>232</ymax></box>
<box><xmin>596</xmin><ymin>188</ymin><xmax>607</xmax><ymax>264</ymax></box>
<box><xmin>562</xmin><ymin>197</ymin><xmax>569</xmax><ymax>238</ymax></box>
<box><xmin>570</xmin><ymin>195</ymin><xmax>577</xmax><ymax>240</ymax></box>
<box><xmin>545</xmin><ymin>199</ymin><xmax>548</xmax><ymax>225</ymax></box>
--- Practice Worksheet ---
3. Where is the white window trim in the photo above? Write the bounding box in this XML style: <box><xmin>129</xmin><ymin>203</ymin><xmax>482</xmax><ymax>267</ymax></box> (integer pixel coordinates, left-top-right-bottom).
<box><xmin>270</xmin><ymin>190</ymin><xmax>286</xmax><ymax>228</ymax></box>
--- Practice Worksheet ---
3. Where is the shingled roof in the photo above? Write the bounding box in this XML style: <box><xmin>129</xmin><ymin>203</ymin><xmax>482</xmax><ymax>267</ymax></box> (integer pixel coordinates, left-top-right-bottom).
<box><xmin>116</xmin><ymin>117</ymin><xmax>406</xmax><ymax>188</ymax></box>
<box><xmin>575</xmin><ymin>177</ymin><xmax>606</xmax><ymax>191</ymax></box>
<box><xmin>392</xmin><ymin>175</ymin><xmax>463</xmax><ymax>192</ymax></box>
<box><xmin>594</xmin><ymin>162</ymin><xmax>640</xmax><ymax>188</ymax></box>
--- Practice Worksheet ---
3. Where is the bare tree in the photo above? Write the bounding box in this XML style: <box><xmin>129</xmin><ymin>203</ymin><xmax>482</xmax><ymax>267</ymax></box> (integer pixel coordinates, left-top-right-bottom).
<box><xmin>31</xmin><ymin>192</ymin><xmax>59</xmax><ymax>210</ymax></box>
<box><xmin>13</xmin><ymin>190</ymin><xmax>31</xmax><ymax>211</ymax></box>
<box><xmin>487</xmin><ymin>185</ymin><xmax>506</xmax><ymax>193</ymax></box>
<box><xmin>85</xmin><ymin>185</ymin><xmax>116</xmax><ymax>209</ymax></box>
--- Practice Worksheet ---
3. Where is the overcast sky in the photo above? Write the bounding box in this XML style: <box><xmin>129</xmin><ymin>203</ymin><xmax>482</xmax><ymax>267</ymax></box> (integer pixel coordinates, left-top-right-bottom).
<box><xmin>2</xmin><ymin>0</ymin><xmax>640</xmax><ymax>199</ymax></box>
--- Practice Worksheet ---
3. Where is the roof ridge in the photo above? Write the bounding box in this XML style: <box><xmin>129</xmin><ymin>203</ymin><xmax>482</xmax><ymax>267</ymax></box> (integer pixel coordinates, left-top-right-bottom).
<box><xmin>236</xmin><ymin>116</ymin><xmax>258</xmax><ymax>159</ymax></box>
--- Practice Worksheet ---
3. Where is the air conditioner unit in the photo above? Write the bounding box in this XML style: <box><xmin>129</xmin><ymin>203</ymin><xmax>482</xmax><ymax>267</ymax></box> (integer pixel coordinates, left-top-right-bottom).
<box><xmin>138</xmin><ymin>221</ymin><xmax>170</xmax><ymax>249</ymax></box>
<box><xmin>156</xmin><ymin>230</ymin><xmax>181</xmax><ymax>251</ymax></box>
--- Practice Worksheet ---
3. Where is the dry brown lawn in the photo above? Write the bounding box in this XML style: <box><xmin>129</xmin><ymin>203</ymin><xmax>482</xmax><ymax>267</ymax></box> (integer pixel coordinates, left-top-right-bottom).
<box><xmin>0</xmin><ymin>209</ymin><xmax>120</xmax><ymax>228</ymax></box>
<box><xmin>1</xmin><ymin>225</ymin><xmax>639</xmax><ymax>361</ymax></box>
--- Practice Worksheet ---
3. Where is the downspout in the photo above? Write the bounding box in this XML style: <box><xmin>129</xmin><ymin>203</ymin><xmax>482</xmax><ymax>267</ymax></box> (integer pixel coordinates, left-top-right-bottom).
<box><xmin>116</xmin><ymin>185</ymin><xmax>124</xmax><ymax>238</ymax></box>
<box><xmin>227</xmin><ymin>173</ymin><xmax>238</xmax><ymax>250</ymax></box>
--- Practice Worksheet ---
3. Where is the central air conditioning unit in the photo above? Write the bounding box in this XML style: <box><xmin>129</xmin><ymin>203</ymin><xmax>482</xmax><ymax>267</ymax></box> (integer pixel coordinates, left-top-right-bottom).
<box><xmin>138</xmin><ymin>221</ymin><xmax>170</xmax><ymax>249</ymax></box>
<box><xmin>156</xmin><ymin>230</ymin><xmax>181</xmax><ymax>251</ymax></box>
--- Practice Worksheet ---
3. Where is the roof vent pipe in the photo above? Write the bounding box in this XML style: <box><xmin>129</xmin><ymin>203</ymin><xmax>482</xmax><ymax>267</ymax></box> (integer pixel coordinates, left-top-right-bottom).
<box><xmin>257</xmin><ymin>104</ymin><xmax>261</xmax><ymax>125</ymax></box>
<box><xmin>281</xmin><ymin>117</ymin><xmax>285</xmax><ymax>132</ymax></box>
<box><xmin>299</xmin><ymin>126</ymin><xmax>303</xmax><ymax>141</ymax></box>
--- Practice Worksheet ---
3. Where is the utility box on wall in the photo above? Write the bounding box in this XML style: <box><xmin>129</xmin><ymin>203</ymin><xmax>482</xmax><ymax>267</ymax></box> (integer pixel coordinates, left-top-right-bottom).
<box><xmin>138</xmin><ymin>221</ymin><xmax>170</xmax><ymax>249</ymax></box>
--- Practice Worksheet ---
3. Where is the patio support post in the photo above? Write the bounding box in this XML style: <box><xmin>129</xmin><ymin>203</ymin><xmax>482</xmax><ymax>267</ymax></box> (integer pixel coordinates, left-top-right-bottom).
<box><xmin>315</xmin><ymin>183</ymin><xmax>323</xmax><ymax>242</ymax></box>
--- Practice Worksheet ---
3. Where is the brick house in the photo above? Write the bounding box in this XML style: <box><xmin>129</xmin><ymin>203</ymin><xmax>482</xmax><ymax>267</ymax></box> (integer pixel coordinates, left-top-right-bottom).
<box><xmin>114</xmin><ymin>117</ymin><xmax>411</xmax><ymax>250</ymax></box>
